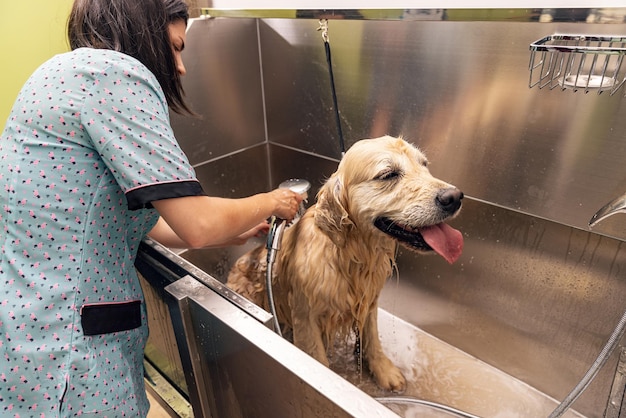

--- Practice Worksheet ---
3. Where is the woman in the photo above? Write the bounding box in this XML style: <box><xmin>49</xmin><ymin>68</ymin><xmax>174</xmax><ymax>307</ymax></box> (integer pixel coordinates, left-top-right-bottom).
<box><xmin>0</xmin><ymin>0</ymin><xmax>302</xmax><ymax>416</ymax></box>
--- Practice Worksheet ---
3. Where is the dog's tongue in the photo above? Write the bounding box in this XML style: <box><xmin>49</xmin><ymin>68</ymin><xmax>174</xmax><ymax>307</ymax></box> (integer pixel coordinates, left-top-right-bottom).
<box><xmin>420</xmin><ymin>223</ymin><xmax>464</xmax><ymax>264</ymax></box>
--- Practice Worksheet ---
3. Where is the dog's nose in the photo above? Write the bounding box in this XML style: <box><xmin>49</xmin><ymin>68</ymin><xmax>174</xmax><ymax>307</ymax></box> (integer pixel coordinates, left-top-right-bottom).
<box><xmin>436</xmin><ymin>188</ymin><xmax>463</xmax><ymax>213</ymax></box>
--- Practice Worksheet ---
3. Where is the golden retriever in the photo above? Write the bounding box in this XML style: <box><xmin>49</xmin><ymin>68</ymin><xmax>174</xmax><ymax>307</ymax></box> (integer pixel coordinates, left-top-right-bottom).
<box><xmin>227</xmin><ymin>135</ymin><xmax>463</xmax><ymax>392</ymax></box>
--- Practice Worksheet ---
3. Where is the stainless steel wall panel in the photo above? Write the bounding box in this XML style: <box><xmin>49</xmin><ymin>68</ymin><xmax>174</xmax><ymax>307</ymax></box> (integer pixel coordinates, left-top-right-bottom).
<box><xmin>260</xmin><ymin>19</ymin><xmax>626</xmax><ymax>237</ymax></box>
<box><xmin>267</xmin><ymin>144</ymin><xmax>339</xmax><ymax>195</ymax></box>
<box><xmin>193</xmin><ymin>144</ymin><xmax>269</xmax><ymax>198</ymax></box>
<box><xmin>170</xmin><ymin>17</ymin><xmax>266</xmax><ymax>165</ymax></box>
<box><xmin>259</xmin><ymin>20</ymin><xmax>348</xmax><ymax>158</ymax></box>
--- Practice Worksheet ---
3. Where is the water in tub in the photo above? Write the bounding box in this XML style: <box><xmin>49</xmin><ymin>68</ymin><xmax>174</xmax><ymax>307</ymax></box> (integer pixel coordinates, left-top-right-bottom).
<box><xmin>328</xmin><ymin>310</ymin><xmax>584</xmax><ymax>418</ymax></box>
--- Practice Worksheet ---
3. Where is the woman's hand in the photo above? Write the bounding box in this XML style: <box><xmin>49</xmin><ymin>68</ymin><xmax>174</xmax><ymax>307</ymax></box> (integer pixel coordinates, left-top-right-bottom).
<box><xmin>267</xmin><ymin>188</ymin><xmax>303</xmax><ymax>222</ymax></box>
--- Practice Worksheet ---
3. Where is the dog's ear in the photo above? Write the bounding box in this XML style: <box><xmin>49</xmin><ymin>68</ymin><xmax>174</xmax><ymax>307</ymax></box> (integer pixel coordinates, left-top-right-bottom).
<box><xmin>314</xmin><ymin>176</ymin><xmax>353</xmax><ymax>247</ymax></box>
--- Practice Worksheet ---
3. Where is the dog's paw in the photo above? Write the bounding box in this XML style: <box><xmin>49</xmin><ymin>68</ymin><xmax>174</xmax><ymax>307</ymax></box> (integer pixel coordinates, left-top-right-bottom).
<box><xmin>370</xmin><ymin>360</ymin><xmax>406</xmax><ymax>392</ymax></box>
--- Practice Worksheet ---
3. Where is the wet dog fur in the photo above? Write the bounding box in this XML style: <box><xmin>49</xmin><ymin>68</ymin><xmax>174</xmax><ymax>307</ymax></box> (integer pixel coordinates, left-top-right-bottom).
<box><xmin>227</xmin><ymin>135</ymin><xmax>463</xmax><ymax>392</ymax></box>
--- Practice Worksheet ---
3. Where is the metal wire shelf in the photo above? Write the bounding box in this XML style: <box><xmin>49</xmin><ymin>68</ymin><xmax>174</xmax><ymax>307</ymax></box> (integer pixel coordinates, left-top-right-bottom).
<box><xmin>529</xmin><ymin>34</ymin><xmax>626</xmax><ymax>95</ymax></box>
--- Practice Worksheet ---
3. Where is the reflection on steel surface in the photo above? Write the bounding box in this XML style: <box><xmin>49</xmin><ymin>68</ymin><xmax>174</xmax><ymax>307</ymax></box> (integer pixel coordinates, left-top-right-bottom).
<box><xmin>165</xmin><ymin>275</ymin><xmax>398</xmax><ymax>418</ymax></box>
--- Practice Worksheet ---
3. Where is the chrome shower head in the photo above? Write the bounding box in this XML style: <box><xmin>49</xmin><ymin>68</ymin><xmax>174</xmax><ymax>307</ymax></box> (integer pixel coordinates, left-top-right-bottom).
<box><xmin>279</xmin><ymin>178</ymin><xmax>311</xmax><ymax>200</ymax></box>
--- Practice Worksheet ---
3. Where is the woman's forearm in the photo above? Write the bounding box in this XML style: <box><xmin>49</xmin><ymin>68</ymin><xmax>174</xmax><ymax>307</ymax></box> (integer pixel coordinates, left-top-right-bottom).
<box><xmin>150</xmin><ymin>190</ymin><xmax>300</xmax><ymax>249</ymax></box>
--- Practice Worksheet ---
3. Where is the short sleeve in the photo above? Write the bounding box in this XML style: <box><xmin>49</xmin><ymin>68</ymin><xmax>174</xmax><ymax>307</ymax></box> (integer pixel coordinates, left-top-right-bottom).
<box><xmin>80</xmin><ymin>53</ymin><xmax>204</xmax><ymax>210</ymax></box>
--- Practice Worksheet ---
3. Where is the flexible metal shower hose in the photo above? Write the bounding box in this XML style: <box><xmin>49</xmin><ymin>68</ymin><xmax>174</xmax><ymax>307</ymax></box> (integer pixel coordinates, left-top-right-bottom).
<box><xmin>549</xmin><ymin>307</ymin><xmax>626</xmax><ymax>418</ymax></box>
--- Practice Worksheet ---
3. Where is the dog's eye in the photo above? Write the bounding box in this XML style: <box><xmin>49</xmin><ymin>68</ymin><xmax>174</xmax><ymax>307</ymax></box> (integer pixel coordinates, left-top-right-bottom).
<box><xmin>377</xmin><ymin>170</ymin><xmax>401</xmax><ymax>181</ymax></box>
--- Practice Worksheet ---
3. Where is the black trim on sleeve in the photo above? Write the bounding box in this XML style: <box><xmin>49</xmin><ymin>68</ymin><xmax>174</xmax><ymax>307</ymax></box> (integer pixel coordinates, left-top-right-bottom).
<box><xmin>126</xmin><ymin>180</ymin><xmax>206</xmax><ymax>210</ymax></box>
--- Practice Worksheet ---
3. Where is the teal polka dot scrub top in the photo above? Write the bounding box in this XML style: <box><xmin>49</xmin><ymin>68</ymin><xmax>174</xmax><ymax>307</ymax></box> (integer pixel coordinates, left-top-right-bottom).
<box><xmin>0</xmin><ymin>48</ymin><xmax>204</xmax><ymax>416</ymax></box>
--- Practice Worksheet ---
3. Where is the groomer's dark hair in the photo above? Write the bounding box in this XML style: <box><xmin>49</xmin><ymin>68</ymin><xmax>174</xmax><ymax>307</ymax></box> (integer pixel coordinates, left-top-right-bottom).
<box><xmin>67</xmin><ymin>0</ymin><xmax>191</xmax><ymax>114</ymax></box>
<box><xmin>164</xmin><ymin>0</ymin><xmax>190</xmax><ymax>24</ymax></box>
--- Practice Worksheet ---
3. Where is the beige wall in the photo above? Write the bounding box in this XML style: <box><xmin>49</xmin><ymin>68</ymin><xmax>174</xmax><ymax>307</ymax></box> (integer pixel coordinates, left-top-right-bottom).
<box><xmin>0</xmin><ymin>0</ymin><xmax>73</xmax><ymax>131</ymax></box>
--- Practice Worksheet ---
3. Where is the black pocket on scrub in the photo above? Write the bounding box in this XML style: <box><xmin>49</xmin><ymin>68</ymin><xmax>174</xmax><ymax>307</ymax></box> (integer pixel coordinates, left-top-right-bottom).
<box><xmin>80</xmin><ymin>300</ymin><xmax>142</xmax><ymax>336</ymax></box>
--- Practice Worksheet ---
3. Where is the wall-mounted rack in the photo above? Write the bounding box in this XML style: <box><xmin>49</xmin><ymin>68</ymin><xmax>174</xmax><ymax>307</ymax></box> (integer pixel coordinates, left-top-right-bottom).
<box><xmin>529</xmin><ymin>34</ymin><xmax>626</xmax><ymax>95</ymax></box>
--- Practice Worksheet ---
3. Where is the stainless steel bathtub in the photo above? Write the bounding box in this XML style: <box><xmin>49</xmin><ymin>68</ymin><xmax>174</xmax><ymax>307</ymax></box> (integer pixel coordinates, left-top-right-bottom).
<box><xmin>137</xmin><ymin>196</ymin><xmax>625</xmax><ymax>417</ymax></box>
